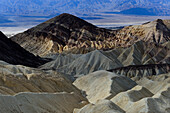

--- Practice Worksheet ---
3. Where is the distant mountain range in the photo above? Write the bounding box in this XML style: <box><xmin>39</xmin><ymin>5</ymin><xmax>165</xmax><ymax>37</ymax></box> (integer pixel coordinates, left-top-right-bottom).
<box><xmin>0</xmin><ymin>0</ymin><xmax>169</xmax><ymax>16</ymax></box>
<box><xmin>0</xmin><ymin>15</ymin><xmax>12</xmax><ymax>23</ymax></box>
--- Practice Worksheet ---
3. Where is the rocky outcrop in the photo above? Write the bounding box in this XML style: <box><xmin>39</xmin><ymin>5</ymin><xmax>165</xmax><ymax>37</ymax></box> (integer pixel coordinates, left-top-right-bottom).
<box><xmin>126</xmin><ymin>84</ymin><xmax>170</xmax><ymax>113</ymax></box>
<box><xmin>74</xmin><ymin>99</ymin><xmax>125</xmax><ymax>113</ymax></box>
<box><xmin>111</xmin><ymin>85</ymin><xmax>153</xmax><ymax>111</ymax></box>
<box><xmin>108</xmin><ymin>64</ymin><xmax>170</xmax><ymax>78</ymax></box>
<box><xmin>0</xmin><ymin>31</ymin><xmax>49</xmax><ymax>67</ymax></box>
<box><xmin>134</xmin><ymin>73</ymin><xmax>170</xmax><ymax>94</ymax></box>
<box><xmin>73</xmin><ymin>71</ymin><xmax>170</xmax><ymax>113</ymax></box>
<box><xmin>115</xmin><ymin>19</ymin><xmax>170</xmax><ymax>47</ymax></box>
<box><xmin>11</xmin><ymin>14</ymin><xmax>170</xmax><ymax>56</ymax></box>
<box><xmin>73</xmin><ymin>70</ymin><xmax>136</xmax><ymax>103</ymax></box>
<box><xmin>163</xmin><ymin>20</ymin><xmax>170</xmax><ymax>30</ymax></box>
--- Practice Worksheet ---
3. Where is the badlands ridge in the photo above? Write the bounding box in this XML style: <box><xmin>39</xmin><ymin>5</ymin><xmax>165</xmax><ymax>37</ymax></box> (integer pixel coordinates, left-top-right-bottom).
<box><xmin>0</xmin><ymin>13</ymin><xmax>169</xmax><ymax>113</ymax></box>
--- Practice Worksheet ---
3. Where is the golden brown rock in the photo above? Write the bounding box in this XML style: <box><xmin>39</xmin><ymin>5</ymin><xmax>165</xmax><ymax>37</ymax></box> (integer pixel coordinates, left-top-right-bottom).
<box><xmin>11</xmin><ymin>14</ymin><xmax>169</xmax><ymax>56</ymax></box>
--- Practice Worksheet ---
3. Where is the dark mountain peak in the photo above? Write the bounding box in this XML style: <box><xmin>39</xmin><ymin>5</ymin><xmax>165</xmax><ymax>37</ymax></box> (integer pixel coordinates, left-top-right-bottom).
<box><xmin>155</xmin><ymin>19</ymin><xmax>163</xmax><ymax>23</ymax></box>
<box><xmin>11</xmin><ymin>14</ymin><xmax>169</xmax><ymax>57</ymax></box>
<box><xmin>55</xmin><ymin>13</ymin><xmax>79</xmax><ymax>19</ymax></box>
<box><xmin>42</xmin><ymin>13</ymin><xmax>97</xmax><ymax>29</ymax></box>
<box><xmin>11</xmin><ymin>13</ymin><xmax>113</xmax><ymax>56</ymax></box>
<box><xmin>0</xmin><ymin>31</ymin><xmax>6</xmax><ymax>39</ymax></box>
<box><xmin>151</xmin><ymin>19</ymin><xmax>166</xmax><ymax>26</ymax></box>
<box><xmin>0</xmin><ymin>31</ymin><xmax>49</xmax><ymax>67</ymax></box>
<box><xmin>145</xmin><ymin>19</ymin><xmax>170</xmax><ymax>43</ymax></box>
<box><xmin>0</xmin><ymin>31</ymin><xmax>10</xmax><ymax>40</ymax></box>
<box><xmin>153</xmin><ymin>19</ymin><xmax>170</xmax><ymax>32</ymax></box>
<box><xmin>27</xmin><ymin>13</ymin><xmax>97</xmax><ymax>35</ymax></box>
<box><xmin>0</xmin><ymin>31</ymin><xmax>4</xmax><ymax>35</ymax></box>
<box><xmin>153</xmin><ymin>19</ymin><xmax>167</xmax><ymax>27</ymax></box>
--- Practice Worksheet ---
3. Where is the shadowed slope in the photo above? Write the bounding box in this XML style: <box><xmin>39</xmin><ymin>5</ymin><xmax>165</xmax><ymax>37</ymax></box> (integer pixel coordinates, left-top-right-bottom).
<box><xmin>0</xmin><ymin>31</ymin><xmax>49</xmax><ymax>67</ymax></box>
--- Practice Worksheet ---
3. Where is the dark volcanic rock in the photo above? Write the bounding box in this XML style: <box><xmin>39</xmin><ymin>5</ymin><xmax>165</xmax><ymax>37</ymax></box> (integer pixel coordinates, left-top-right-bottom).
<box><xmin>0</xmin><ymin>31</ymin><xmax>49</xmax><ymax>67</ymax></box>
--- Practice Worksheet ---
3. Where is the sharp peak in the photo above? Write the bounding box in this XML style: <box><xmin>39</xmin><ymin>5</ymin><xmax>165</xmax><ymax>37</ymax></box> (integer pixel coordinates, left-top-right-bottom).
<box><xmin>0</xmin><ymin>31</ymin><xmax>5</xmax><ymax>36</ymax></box>
<box><xmin>0</xmin><ymin>31</ymin><xmax>8</xmax><ymax>39</ymax></box>
<box><xmin>143</xmin><ymin>19</ymin><xmax>164</xmax><ymax>25</ymax></box>
<box><xmin>153</xmin><ymin>19</ymin><xmax>165</xmax><ymax>25</ymax></box>
<box><xmin>154</xmin><ymin>19</ymin><xmax>163</xmax><ymax>22</ymax></box>
<box><xmin>143</xmin><ymin>19</ymin><xmax>168</xmax><ymax>29</ymax></box>
<box><xmin>55</xmin><ymin>13</ymin><xmax>87</xmax><ymax>21</ymax></box>
<box><xmin>44</xmin><ymin>13</ymin><xmax>97</xmax><ymax>29</ymax></box>
<box><xmin>58</xmin><ymin>13</ymin><xmax>77</xmax><ymax>17</ymax></box>
<box><xmin>50</xmin><ymin>13</ymin><xmax>85</xmax><ymax>22</ymax></box>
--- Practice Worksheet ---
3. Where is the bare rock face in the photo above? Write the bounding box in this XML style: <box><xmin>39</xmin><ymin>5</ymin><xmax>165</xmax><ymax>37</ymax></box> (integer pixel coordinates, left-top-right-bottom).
<box><xmin>163</xmin><ymin>20</ymin><xmax>170</xmax><ymax>30</ymax></box>
<box><xmin>11</xmin><ymin>13</ymin><xmax>115</xmax><ymax>56</ymax></box>
<box><xmin>0</xmin><ymin>31</ymin><xmax>49</xmax><ymax>67</ymax></box>
<box><xmin>126</xmin><ymin>84</ymin><xmax>170</xmax><ymax>113</ymax></box>
<box><xmin>115</xmin><ymin>19</ymin><xmax>170</xmax><ymax>47</ymax></box>
<box><xmin>72</xmin><ymin>71</ymin><xmax>170</xmax><ymax>113</ymax></box>
<box><xmin>73</xmin><ymin>72</ymin><xmax>169</xmax><ymax>113</ymax></box>
<box><xmin>106</xmin><ymin>41</ymin><xmax>170</xmax><ymax>77</ymax></box>
<box><xmin>42</xmin><ymin>49</ymin><xmax>123</xmax><ymax>77</ymax></box>
<box><xmin>73</xmin><ymin>70</ymin><xmax>136</xmax><ymax>103</ymax></box>
<box><xmin>110</xmin><ymin>73</ymin><xmax>170</xmax><ymax>113</ymax></box>
<box><xmin>74</xmin><ymin>99</ymin><xmax>125</xmax><ymax>113</ymax></box>
<box><xmin>41</xmin><ymin>41</ymin><xmax>170</xmax><ymax>77</ymax></box>
<box><xmin>134</xmin><ymin>73</ymin><xmax>170</xmax><ymax>94</ymax></box>
<box><xmin>0</xmin><ymin>92</ymin><xmax>87</xmax><ymax>113</ymax></box>
<box><xmin>111</xmin><ymin>85</ymin><xmax>153</xmax><ymax>111</ymax></box>
<box><xmin>11</xmin><ymin>13</ymin><xmax>170</xmax><ymax>56</ymax></box>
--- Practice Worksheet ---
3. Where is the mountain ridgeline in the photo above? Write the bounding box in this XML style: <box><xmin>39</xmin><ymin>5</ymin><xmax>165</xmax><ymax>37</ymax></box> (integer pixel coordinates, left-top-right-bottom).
<box><xmin>11</xmin><ymin>13</ymin><xmax>170</xmax><ymax>56</ymax></box>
